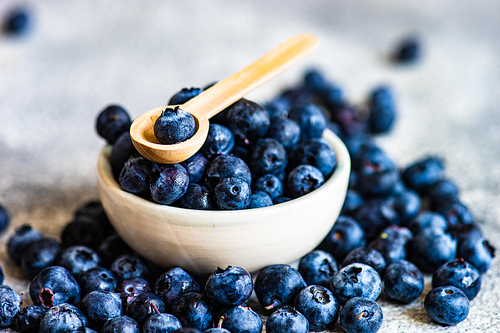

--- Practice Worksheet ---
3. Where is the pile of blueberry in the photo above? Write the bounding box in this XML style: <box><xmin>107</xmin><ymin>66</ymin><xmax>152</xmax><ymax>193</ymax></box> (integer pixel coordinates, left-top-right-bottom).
<box><xmin>0</xmin><ymin>67</ymin><xmax>496</xmax><ymax>333</ymax></box>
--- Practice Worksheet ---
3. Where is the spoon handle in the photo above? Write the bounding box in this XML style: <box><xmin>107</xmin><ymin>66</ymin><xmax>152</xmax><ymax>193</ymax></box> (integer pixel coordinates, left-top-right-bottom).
<box><xmin>181</xmin><ymin>34</ymin><xmax>319</xmax><ymax>120</ymax></box>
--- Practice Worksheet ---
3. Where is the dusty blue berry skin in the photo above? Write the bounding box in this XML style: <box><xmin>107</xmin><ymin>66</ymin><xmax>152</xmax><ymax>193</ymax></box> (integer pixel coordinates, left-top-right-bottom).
<box><xmin>98</xmin><ymin>234</ymin><xmax>133</xmax><ymax>267</ymax></box>
<box><xmin>355</xmin><ymin>148</ymin><xmax>398</xmax><ymax>197</ymax></box>
<box><xmin>201</xmin><ymin>124</ymin><xmax>235</xmax><ymax>157</ymax></box>
<box><xmin>298</xmin><ymin>250</ymin><xmax>338</xmax><ymax>288</ymax></box>
<box><xmin>3</xmin><ymin>7</ymin><xmax>31</xmax><ymax>35</ymax></box>
<box><xmin>255</xmin><ymin>264</ymin><xmax>306</xmax><ymax>311</ymax></box>
<box><xmin>173</xmin><ymin>329</ymin><xmax>203</xmax><ymax>333</ymax></box>
<box><xmin>368</xmin><ymin>225</ymin><xmax>413</xmax><ymax>265</ymax></box>
<box><xmin>116</xmin><ymin>277</ymin><xmax>151</xmax><ymax>309</ymax></box>
<box><xmin>426</xmin><ymin>178</ymin><xmax>459</xmax><ymax>207</ymax></box>
<box><xmin>252</xmin><ymin>174</ymin><xmax>283</xmax><ymax>200</ymax></box>
<box><xmin>352</xmin><ymin>197</ymin><xmax>400</xmax><ymax>240</ymax></box>
<box><xmin>110</xmin><ymin>254</ymin><xmax>149</xmax><ymax>282</ymax></box>
<box><xmin>67</xmin><ymin>328</ymin><xmax>98</xmax><ymax>333</ymax></box>
<box><xmin>303</xmin><ymin>68</ymin><xmax>328</xmax><ymax>93</ymax></box>
<box><xmin>154</xmin><ymin>106</ymin><xmax>196</xmax><ymax>144</ymax></box>
<box><xmin>150</xmin><ymin>164</ymin><xmax>190</xmax><ymax>205</ymax></box>
<box><xmin>402</xmin><ymin>155</ymin><xmax>445</xmax><ymax>193</ymax></box>
<box><xmin>286</xmin><ymin>164</ymin><xmax>324</xmax><ymax>198</ymax></box>
<box><xmin>219</xmin><ymin>305</ymin><xmax>262</xmax><ymax>333</ymax></box>
<box><xmin>205</xmin><ymin>155</ymin><xmax>252</xmax><ymax>190</ymax></box>
<box><xmin>171</xmin><ymin>292</ymin><xmax>213</xmax><ymax>331</ymax></box>
<box><xmin>119</xmin><ymin>156</ymin><xmax>158</xmax><ymax>194</ymax></box>
<box><xmin>383</xmin><ymin>260</ymin><xmax>424</xmax><ymax>304</ymax></box>
<box><xmin>7</xmin><ymin>224</ymin><xmax>43</xmax><ymax>264</ymax></box>
<box><xmin>102</xmin><ymin>316</ymin><xmax>140</xmax><ymax>333</ymax></box>
<box><xmin>16</xmin><ymin>304</ymin><xmax>46</xmax><ymax>333</ymax></box>
<box><xmin>126</xmin><ymin>292</ymin><xmax>166</xmax><ymax>325</ymax></box>
<box><xmin>110</xmin><ymin>132</ymin><xmax>139</xmax><ymax>179</ymax></box>
<box><xmin>225</xmin><ymin>98</ymin><xmax>270</xmax><ymax>144</ymax></box>
<box><xmin>179</xmin><ymin>184</ymin><xmax>214</xmax><ymax>210</ymax></box>
<box><xmin>143</xmin><ymin>313</ymin><xmax>182</xmax><ymax>333</ymax></box>
<box><xmin>204</xmin><ymin>328</ymin><xmax>231</xmax><ymax>333</ymax></box>
<box><xmin>288</xmin><ymin>103</ymin><xmax>327</xmax><ymax>140</ymax></box>
<box><xmin>290</xmin><ymin>138</ymin><xmax>337</xmax><ymax>178</ymax></box>
<box><xmin>155</xmin><ymin>267</ymin><xmax>200</xmax><ymax>312</ymax></box>
<box><xmin>96</xmin><ymin>105</ymin><xmax>131</xmax><ymax>144</ymax></box>
<box><xmin>248</xmin><ymin>191</ymin><xmax>273</xmax><ymax>209</ymax></box>
<box><xmin>432</xmin><ymin>259</ymin><xmax>481</xmax><ymax>300</ymax></box>
<box><xmin>406</xmin><ymin>211</ymin><xmax>447</xmax><ymax>235</ymax></box>
<box><xmin>250</xmin><ymin>138</ymin><xmax>288</xmax><ymax>176</ymax></box>
<box><xmin>21</xmin><ymin>237</ymin><xmax>62</xmax><ymax>280</ymax></box>
<box><xmin>341</xmin><ymin>189</ymin><xmax>363</xmax><ymax>215</ymax></box>
<box><xmin>38</xmin><ymin>303</ymin><xmax>87</xmax><ymax>333</ymax></box>
<box><xmin>169</xmin><ymin>87</ymin><xmax>203</xmax><ymax>105</ymax></box>
<box><xmin>181</xmin><ymin>153</ymin><xmax>209</xmax><ymax>183</ymax></box>
<box><xmin>205</xmin><ymin>266</ymin><xmax>253</xmax><ymax>307</ymax></box>
<box><xmin>268</xmin><ymin>116</ymin><xmax>301</xmax><ymax>149</ymax></box>
<box><xmin>340</xmin><ymin>297</ymin><xmax>383</xmax><ymax>333</ymax></box>
<box><xmin>265</xmin><ymin>305</ymin><xmax>309</xmax><ymax>333</ymax></box>
<box><xmin>342</xmin><ymin>247</ymin><xmax>387</xmax><ymax>278</ymax></box>
<box><xmin>214</xmin><ymin>177</ymin><xmax>251</xmax><ymax>210</ymax></box>
<box><xmin>0</xmin><ymin>285</ymin><xmax>22</xmax><ymax>327</ymax></box>
<box><xmin>78</xmin><ymin>267</ymin><xmax>117</xmax><ymax>296</ymax></box>
<box><xmin>61</xmin><ymin>217</ymin><xmax>104</xmax><ymax>250</ymax></box>
<box><xmin>393</xmin><ymin>35</ymin><xmax>422</xmax><ymax>64</ymax></box>
<box><xmin>0</xmin><ymin>204</ymin><xmax>9</xmax><ymax>234</ymax></box>
<box><xmin>331</xmin><ymin>263</ymin><xmax>382</xmax><ymax>305</ymax></box>
<box><xmin>294</xmin><ymin>285</ymin><xmax>340</xmax><ymax>331</ymax></box>
<box><xmin>424</xmin><ymin>286</ymin><xmax>470</xmax><ymax>326</ymax></box>
<box><xmin>81</xmin><ymin>291</ymin><xmax>122</xmax><ymax>329</ymax></box>
<box><xmin>57</xmin><ymin>245</ymin><xmax>102</xmax><ymax>277</ymax></box>
<box><xmin>318</xmin><ymin>215</ymin><xmax>367</xmax><ymax>262</ymax></box>
<box><xmin>73</xmin><ymin>200</ymin><xmax>114</xmax><ymax>237</ymax></box>
<box><xmin>29</xmin><ymin>266</ymin><xmax>80</xmax><ymax>308</ymax></box>
<box><xmin>392</xmin><ymin>189</ymin><xmax>421</xmax><ymax>223</ymax></box>
<box><xmin>409</xmin><ymin>226</ymin><xmax>457</xmax><ymax>273</ymax></box>
<box><xmin>457</xmin><ymin>237</ymin><xmax>496</xmax><ymax>274</ymax></box>
<box><xmin>367</xmin><ymin>85</ymin><xmax>397</xmax><ymax>134</ymax></box>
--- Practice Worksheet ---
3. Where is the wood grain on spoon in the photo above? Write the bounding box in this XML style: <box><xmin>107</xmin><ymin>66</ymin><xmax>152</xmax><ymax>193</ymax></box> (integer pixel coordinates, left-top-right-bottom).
<box><xmin>130</xmin><ymin>34</ymin><xmax>319</xmax><ymax>164</ymax></box>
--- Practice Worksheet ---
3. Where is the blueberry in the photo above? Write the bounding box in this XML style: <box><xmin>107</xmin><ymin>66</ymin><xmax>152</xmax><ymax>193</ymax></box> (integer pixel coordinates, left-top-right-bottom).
<box><xmin>224</xmin><ymin>98</ymin><xmax>270</xmax><ymax>144</ymax></box>
<box><xmin>21</xmin><ymin>237</ymin><xmax>62</xmax><ymax>280</ymax></box>
<box><xmin>214</xmin><ymin>177</ymin><xmax>251</xmax><ymax>210</ymax></box>
<box><xmin>273</xmin><ymin>196</ymin><xmax>293</xmax><ymax>204</ymax></box>
<box><xmin>96</xmin><ymin>105</ymin><xmax>131</xmax><ymax>144</ymax></box>
<box><xmin>204</xmin><ymin>266</ymin><xmax>253</xmax><ymax>307</ymax></box>
<box><xmin>294</xmin><ymin>285</ymin><xmax>340</xmax><ymax>331</ymax></box>
<box><xmin>265</xmin><ymin>305</ymin><xmax>309</xmax><ymax>333</ymax></box>
<box><xmin>0</xmin><ymin>285</ymin><xmax>22</xmax><ymax>327</ymax></box>
<box><xmin>425</xmin><ymin>178</ymin><xmax>460</xmax><ymax>208</ymax></box>
<box><xmin>143</xmin><ymin>313</ymin><xmax>182</xmax><ymax>333</ymax></box>
<box><xmin>110</xmin><ymin>254</ymin><xmax>149</xmax><ymax>282</ymax></box>
<box><xmin>322</xmin><ymin>84</ymin><xmax>344</xmax><ymax>109</ymax></box>
<box><xmin>110</xmin><ymin>132</ymin><xmax>139</xmax><ymax>179</ymax></box>
<box><xmin>7</xmin><ymin>224</ymin><xmax>43</xmax><ymax>264</ymax></box>
<box><xmin>0</xmin><ymin>203</ymin><xmax>9</xmax><ymax>234</ymax></box>
<box><xmin>341</xmin><ymin>189</ymin><xmax>363</xmax><ymax>215</ymax></box>
<box><xmin>457</xmin><ymin>236</ymin><xmax>496</xmax><ymax>274</ymax></box>
<box><xmin>449</xmin><ymin>222</ymin><xmax>483</xmax><ymax>245</ymax></box>
<box><xmin>267</xmin><ymin>116</ymin><xmax>301</xmax><ymax>149</ymax></box>
<box><xmin>342</xmin><ymin>247</ymin><xmax>387</xmax><ymax>278</ymax></box>
<box><xmin>331</xmin><ymin>263</ymin><xmax>382</xmax><ymax>305</ymax></box>
<box><xmin>61</xmin><ymin>216</ymin><xmax>105</xmax><ymax>250</ymax></box>
<box><xmin>288</xmin><ymin>103</ymin><xmax>327</xmax><ymax>140</ymax></box>
<box><xmin>290</xmin><ymin>138</ymin><xmax>337</xmax><ymax>178</ymax></box>
<box><xmin>393</xmin><ymin>35</ymin><xmax>422</xmax><ymax>64</ymax></box>
<box><xmin>318</xmin><ymin>215</ymin><xmax>366</xmax><ymax>262</ymax></box>
<box><xmin>351</xmin><ymin>198</ymin><xmax>399</xmax><ymax>241</ymax></box>
<box><xmin>181</xmin><ymin>153</ymin><xmax>209</xmax><ymax>183</ymax></box>
<box><xmin>298</xmin><ymin>250</ymin><xmax>338</xmax><ymax>288</ymax></box>
<box><xmin>252</xmin><ymin>174</ymin><xmax>283</xmax><ymax>200</ymax></box>
<box><xmin>179</xmin><ymin>184</ymin><xmax>214</xmax><ymax>210</ymax></box>
<box><xmin>402</xmin><ymin>155</ymin><xmax>445</xmax><ymax>193</ymax></box>
<box><xmin>200</xmin><ymin>124</ymin><xmax>235</xmax><ymax>157</ymax></box>
<box><xmin>29</xmin><ymin>266</ymin><xmax>80</xmax><ymax>308</ymax></box>
<box><xmin>303</xmin><ymin>68</ymin><xmax>328</xmax><ymax>93</ymax></box>
<box><xmin>116</xmin><ymin>277</ymin><xmax>151</xmax><ymax>309</ymax></box>
<box><xmin>81</xmin><ymin>291</ymin><xmax>122</xmax><ymax>329</ymax></box>
<box><xmin>56</xmin><ymin>245</ymin><xmax>102</xmax><ymax>277</ymax></box>
<box><xmin>150</xmin><ymin>164</ymin><xmax>190</xmax><ymax>205</ymax></box>
<box><xmin>424</xmin><ymin>286</ymin><xmax>469</xmax><ymax>326</ymax></box>
<box><xmin>205</xmin><ymin>154</ymin><xmax>252</xmax><ymax>191</ymax></box>
<box><xmin>367</xmin><ymin>85</ymin><xmax>397</xmax><ymax>134</ymax></box>
<box><xmin>355</xmin><ymin>147</ymin><xmax>398</xmax><ymax>196</ymax></box>
<box><xmin>406</xmin><ymin>211</ymin><xmax>447</xmax><ymax>235</ymax></box>
<box><xmin>391</xmin><ymin>189</ymin><xmax>421</xmax><ymax>223</ymax></box>
<box><xmin>442</xmin><ymin>201</ymin><xmax>474</xmax><ymax>228</ymax></box>
<box><xmin>278</xmin><ymin>87</ymin><xmax>312</xmax><ymax>109</ymax></box>
<box><xmin>0</xmin><ymin>266</ymin><xmax>3</xmax><ymax>285</ymax></box>
<box><xmin>97</xmin><ymin>234</ymin><xmax>133</xmax><ymax>267</ymax></box>
<box><xmin>328</xmin><ymin>103</ymin><xmax>367</xmax><ymax>136</ymax></box>
<box><xmin>16</xmin><ymin>305</ymin><xmax>46</xmax><ymax>333</ymax></box>
<box><xmin>73</xmin><ymin>200</ymin><xmax>114</xmax><ymax>237</ymax></box>
<box><xmin>126</xmin><ymin>292</ymin><xmax>166</xmax><ymax>325</ymax></box>
<box><xmin>286</xmin><ymin>164</ymin><xmax>324</xmax><ymax>198</ymax></box>
<box><xmin>218</xmin><ymin>305</ymin><xmax>262</xmax><ymax>333</ymax></box>
<box><xmin>78</xmin><ymin>267</ymin><xmax>117</xmax><ymax>296</ymax></box>
<box><xmin>171</xmin><ymin>292</ymin><xmax>213</xmax><ymax>331</ymax></box>
<box><xmin>101</xmin><ymin>316</ymin><xmax>140</xmax><ymax>333</ymax></box>
<box><xmin>340</xmin><ymin>297</ymin><xmax>383</xmax><ymax>333</ymax></box>
<box><xmin>248</xmin><ymin>190</ymin><xmax>273</xmax><ymax>208</ymax></box>
<box><xmin>2</xmin><ymin>7</ymin><xmax>31</xmax><ymax>35</ymax></box>
<box><xmin>254</xmin><ymin>264</ymin><xmax>306</xmax><ymax>311</ymax></box>
<box><xmin>154</xmin><ymin>267</ymin><xmax>201</xmax><ymax>312</ymax></box>
<box><xmin>67</xmin><ymin>328</ymin><xmax>98</xmax><ymax>333</ymax></box>
<box><xmin>119</xmin><ymin>156</ymin><xmax>158</xmax><ymax>194</ymax></box>
<box><xmin>368</xmin><ymin>225</ymin><xmax>413</xmax><ymax>265</ymax></box>
<box><xmin>383</xmin><ymin>260</ymin><xmax>424</xmax><ymax>304</ymax></box>
<box><xmin>264</xmin><ymin>100</ymin><xmax>289</xmax><ymax>118</ymax></box>
<box><xmin>169</xmin><ymin>87</ymin><xmax>203</xmax><ymax>105</ymax></box>
<box><xmin>432</xmin><ymin>258</ymin><xmax>481</xmax><ymax>300</ymax></box>
<box><xmin>154</xmin><ymin>106</ymin><xmax>196</xmax><ymax>144</ymax></box>
<box><xmin>38</xmin><ymin>303</ymin><xmax>88</xmax><ymax>333</ymax></box>
<box><xmin>250</xmin><ymin>138</ymin><xmax>288</xmax><ymax>176</ymax></box>
<box><xmin>409</xmin><ymin>226</ymin><xmax>457</xmax><ymax>273</ymax></box>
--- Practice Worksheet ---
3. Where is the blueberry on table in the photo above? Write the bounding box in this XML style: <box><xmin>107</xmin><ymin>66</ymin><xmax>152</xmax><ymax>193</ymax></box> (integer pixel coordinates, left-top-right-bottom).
<box><xmin>368</xmin><ymin>225</ymin><xmax>413</xmax><ymax>265</ymax></box>
<box><xmin>290</xmin><ymin>138</ymin><xmax>337</xmax><ymax>178</ymax></box>
<box><xmin>200</xmin><ymin>123</ymin><xmax>235</xmax><ymax>157</ymax></box>
<box><xmin>383</xmin><ymin>260</ymin><xmax>424</xmax><ymax>304</ymax></box>
<box><xmin>265</xmin><ymin>305</ymin><xmax>309</xmax><ymax>333</ymax></box>
<box><xmin>286</xmin><ymin>164</ymin><xmax>324</xmax><ymax>198</ymax></box>
<box><xmin>214</xmin><ymin>177</ymin><xmax>251</xmax><ymax>210</ymax></box>
<box><xmin>340</xmin><ymin>297</ymin><xmax>383</xmax><ymax>333</ymax></box>
<box><xmin>181</xmin><ymin>152</ymin><xmax>209</xmax><ymax>183</ymax></box>
<box><xmin>142</xmin><ymin>313</ymin><xmax>182</xmax><ymax>333</ymax></box>
<box><xmin>110</xmin><ymin>254</ymin><xmax>149</xmax><ymax>282</ymax></box>
<box><xmin>288</xmin><ymin>103</ymin><xmax>327</xmax><ymax>140</ymax></box>
<box><xmin>2</xmin><ymin>6</ymin><xmax>31</xmax><ymax>35</ymax></box>
<box><xmin>342</xmin><ymin>247</ymin><xmax>386</xmax><ymax>278</ymax></box>
<box><xmin>116</xmin><ymin>277</ymin><xmax>151</xmax><ymax>309</ymax></box>
<box><xmin>204</xmin><ymin>266</ymin><xmax>253</xmax><ymax>307</ymax></box>
<box><xmin>154</xmin><ymin>267</ymin><xmax>201</xmax><ymax>312</ymax></box>
<box><xmin>252</xmin><ymin>173</ymin><xmax>283</xmax><ymax>200</ymax></box>
<box><xmin>0</xmin><ymin>203</ymin><xmax>9</xmax><ymax>234</ymax></box>
<box><xmin>169</xmin><ymin>87</ymin><xmax>203</xmax><ymax>105</ymax></box>
<box><xmin>61</xmin><ymin>216</ymin><xmax>104</xmax><ymax>249</ymax></box>
<box><xmin>73</xmin><ymin>200</ymin><xmax>114</xmax><ymax>236</ymax></box>
<box><xmin>406</xmin><ymin>211</ymin><xmax>447</xmax><ymax>235</ymax></box>
<box><xmin>432</xmin><ymin>258</ymin><xmax>481</xmax><ymax>300</ymax></box>
<box><xmin>81</xmin><ymin>291</ymin><xmax>122</xmax><ymax>329</ymax></box>
<box><xmin>408</xmin><ymin>226</ymin><xmax>457</xmax><ymax>273</ymax></box>
<box><xmin>78</xmin><ymin>266</ymin><xmax>117</xmax><ymax>296</ymax></box>
<box><xmin>254</xmin><ymin>264</ymin><xmax>306</xmax><ymax>311</ymax></box>
<box><xmin>392</xmin><ymin>35</ymin><xmax>422</xmax><ymax>64</ymax></box>
<box><xmin>224</xmin><ymin>98</ymin><xmax>270</xmax><ymax>145</ymax></box>
<box><xmin>150</xmin><ymin>164</ymin><xmax>190</xmax><ymax>205</ymax></box>
<box><xmin>154</xmin><ymin>106</ymin><xmax>196</xmax><ymax>144</ymax></box>
<box><xmin>351</xmin><ymin>197</ymin><xmax>400</xmax><ymax>240</ymax></box>
<box><xmin>205</xmin><ymin>154</ymin><xmax>252</xmax><ymax>190</ymax></box>
<box><xmin>21</xmin><ymin>237</ymin><xmax>62</xmax><ymax>280</ymax></box>
<box><xmin>303</xmin><ymin>68</ymin><xmax>329</xmax><ymax>93</ymax></box>
<box><xmin>250</xmin><ymin>138</ymin><xmax>288</xmax><ymax>176</ymax></box>
<box><xmin>101</xmin><ymin>316</ymin><xmax>140</xmax><ymax>333</ymax></box>
<box><xmin>7</xmin><ymin>224</ymin><xmax>43</xmax><ymax>264</ymax></box>
<box><xmin>29</xmin><ymin>266</ymin><xmax>81</xmax><ymax>308</ymax></box>
<box><xmin>179</xmin><ymin>183</ymin><xmax>214</xmax><ymax>210</ymax></box>
<box><xmin>97</xmin><ymin>234</ymin><xmax>133</xmax><ymax>267</ymax></box>
<box><xmin>126</xmin><ymin>292</ymin><xmax>166</xmax><ymax>325</ymax></box>
<box><xmin>424</xmin><ymin>286</ymin><xmax>469</xmax><ymax>326</ymax></box>
<box><xmin>56</xmin><ymin>245</ymin><xmax>102</xmax><ymax>277</ymax></box>
<box><xmin>367</xmin><ymin>85</ymin><xmax>397</xmax><ymax>134</ymax></box>
<box><xmin>268</xmin><ymin>115</ymin><xmax>302</xmax><ymax>149</ymax></box>
<box><xmin>96</xmin><ymin>105</ymin><xmax>132</xmax><ymax>144</ymax></box>
<box><xmin>298</xmin><ymin>250</ymin><xmax>338</xmax><ymax>288</ymax></box>
<box><xmin>119</xmin><ymin>156</ymin><xmax>158</xmax><ymax>194</ymax></box>
<box><xmin>340</xmin><ymin>189</ymin><xmax>363</xmax><ymax>216</ymax></box>
<box><xmin>327</xmin><ymin>103</ymin><xmax>367</xmax><ymax>136</ymax></box>
<box><xmin>0</xmin><ymin>285</ymin><xmax>22</xmax><ymax>327</ymax></box>
<box><xmin>38</xmin><ymin>303</ymin><xmax>87</xmax><ymax>333</ymax></box>
<box><xmin>218</xmin><ymin>305</ymin><xmax>263</xmax><ymax>333</ymax></box>
<box><xmin>294</xmin><ymin>285</ymin><xmax>340</xmax><ymax>331</ymax></box>
<box><xmin>401</xmin><ymin>155</ymin><xmax>445</xmax><ymax>193</ymax></box>
<box><xmin>16</xmin><ymin>305</ymin><xmax>46</xmax><ymax>333</ymax></box>
<box><xmin>457</xmin><ymin>236</ymin><xmax>496</xmax><ymax>274</ymax></box>
<box><xmin>391</xmin><ymin>188</ymin><xmax>421</xmax><ymax>223</ymax></box>
<box><xmin>318</xmin><ymin>215</ymin><xmax>367</xmax><ymax>262</ymax></box>
<box><xmin>248</xmin><ymin>190</ymin><xmax>273</xmax><ymax>209</ymax></box>
<box><xmin>171</xmin><ymin>292</ymin><xmax>213</xmax><ymax>331</ymax></box>
<box><xmin>331</xmin><ymin>263</ymin><xmax>382</xmax><ymax>305</ymax></box>
<box><xmin>354</xmin><ymin>147</ymin><xmax>398</xmax><ymax>197</ymax></box>
<box><xmin>110</xmin><ymin>132</ymin><xmax>139</xmax><ymax>179</ymax></box>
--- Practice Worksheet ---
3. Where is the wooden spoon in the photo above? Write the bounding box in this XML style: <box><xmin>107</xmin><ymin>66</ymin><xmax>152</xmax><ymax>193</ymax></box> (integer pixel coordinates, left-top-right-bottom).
<box><xmin>130</xmin><ymin>34</ymin><xmax>319</xmax><ymax>164</ymax></box>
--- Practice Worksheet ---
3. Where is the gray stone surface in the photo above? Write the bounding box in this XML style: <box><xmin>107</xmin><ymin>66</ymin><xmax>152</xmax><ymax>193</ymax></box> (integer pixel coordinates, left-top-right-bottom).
<box><xmin>0</xmin><ymin>1</ymin><xmax>499</xmax><ymax>332</ymax></box>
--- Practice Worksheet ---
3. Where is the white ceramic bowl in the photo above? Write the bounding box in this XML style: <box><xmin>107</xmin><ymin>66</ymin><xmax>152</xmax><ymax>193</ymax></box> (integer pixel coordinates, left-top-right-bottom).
<box><xmin>96</xmin><ymin>129</ymin><xmax>350</xmax><ymax>276</ymax></box>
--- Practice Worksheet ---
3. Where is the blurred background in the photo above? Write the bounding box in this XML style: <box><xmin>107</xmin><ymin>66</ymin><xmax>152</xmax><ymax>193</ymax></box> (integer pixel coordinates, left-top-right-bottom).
<box><xmin>0</xmin><ymin>1</ymin><xmax>499</xmax><ymax>332</ymax></box>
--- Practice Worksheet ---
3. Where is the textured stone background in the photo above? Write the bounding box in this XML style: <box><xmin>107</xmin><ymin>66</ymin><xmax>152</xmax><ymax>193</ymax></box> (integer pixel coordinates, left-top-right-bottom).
<box><xmin>1</xmin><ymin>1</ymin><xmax>499</xmax><ymax>332</ymax></box>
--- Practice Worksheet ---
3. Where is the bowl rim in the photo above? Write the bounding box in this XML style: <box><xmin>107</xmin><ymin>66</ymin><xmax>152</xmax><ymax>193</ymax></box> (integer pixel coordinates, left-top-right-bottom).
<box><xmin>96</xmin><ymin>128</ymin><xmax>351</xmax><ymax>226</ymax></box>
